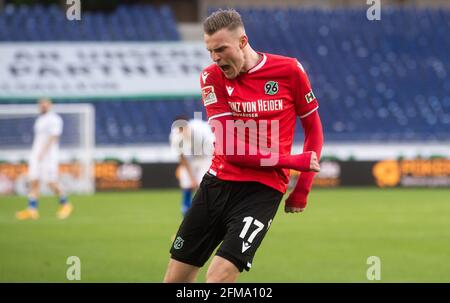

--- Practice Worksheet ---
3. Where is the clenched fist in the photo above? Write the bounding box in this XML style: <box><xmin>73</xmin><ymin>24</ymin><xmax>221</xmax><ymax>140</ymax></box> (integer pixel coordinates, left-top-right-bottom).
<box><xmin>309</xmin><ymin>151</ymin><xmax>320</xmax><ymax>172</ymax></box>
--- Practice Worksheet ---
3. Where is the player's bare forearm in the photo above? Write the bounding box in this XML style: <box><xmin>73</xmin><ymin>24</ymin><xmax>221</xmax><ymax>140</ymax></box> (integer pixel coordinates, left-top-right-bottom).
<box><xmin>285</xmin><ymin>111</ymin><xmax>324</xmax><ymax>213</ymax></box>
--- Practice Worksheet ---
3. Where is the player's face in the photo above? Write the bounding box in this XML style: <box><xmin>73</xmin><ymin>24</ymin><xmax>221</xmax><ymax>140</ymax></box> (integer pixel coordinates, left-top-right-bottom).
<box><xmin>38</xmin><ymin>100</ymin><xmax>52</xmax><ymax>114</ymax></box>
<box><xmin>204</xmin><ymin>28</ymin><xmax>246</xmax><ymax>79</ymax></box>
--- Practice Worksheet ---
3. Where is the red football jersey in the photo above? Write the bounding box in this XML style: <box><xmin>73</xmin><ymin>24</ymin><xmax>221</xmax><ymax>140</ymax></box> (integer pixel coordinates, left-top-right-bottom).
<box><xmin>200</xmin><ymin>52</ymin><xmax>319</xmax><ymax>193</ymax></box>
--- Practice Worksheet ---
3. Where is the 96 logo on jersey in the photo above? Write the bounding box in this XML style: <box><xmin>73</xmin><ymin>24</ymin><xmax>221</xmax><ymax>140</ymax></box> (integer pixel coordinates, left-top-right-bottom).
<box><xmin>264</xmin><ymin>81</ymin><xmax>279</xmax><ymax>96</ymax></box>
<box><xmin>202</xmin><ymin>85</ymin><xmax>217</xmax><ymax>106</ymax></box>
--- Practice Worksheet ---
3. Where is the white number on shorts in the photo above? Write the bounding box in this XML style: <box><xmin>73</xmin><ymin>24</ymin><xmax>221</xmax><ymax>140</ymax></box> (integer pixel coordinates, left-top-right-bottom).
<box><xmin>239</xmin><ymin>216</ymin><xmax>265</xmax><ymax>244</ymax></box>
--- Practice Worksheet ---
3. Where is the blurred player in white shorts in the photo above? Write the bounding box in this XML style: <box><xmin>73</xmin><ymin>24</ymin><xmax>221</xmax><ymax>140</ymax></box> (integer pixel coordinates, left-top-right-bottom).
<box><xmin>170</xmin><ymin>116</ymin><xmax>214</xmax><ymax>216</ymax></box>
<box><xmin>16</xmin><ymin>98</ymin><xmax>73</xmax><ymax>220</ymax></box>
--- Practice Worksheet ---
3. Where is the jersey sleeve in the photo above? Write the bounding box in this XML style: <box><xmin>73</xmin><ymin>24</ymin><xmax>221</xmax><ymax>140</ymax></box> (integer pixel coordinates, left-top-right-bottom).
<box><xmin>200</xmin><ymin>66</ymin><xmax>232</xmax><ymax>121</ymax></box>
<box><xmin>292</xmin><ymin>59</ymin><xmax>319</xmax><ymax>119</ymax></box>
<box><xmin>49</xmin><ymin>115</ymin><xmax>63</xmax><ymax>136</ymax></box>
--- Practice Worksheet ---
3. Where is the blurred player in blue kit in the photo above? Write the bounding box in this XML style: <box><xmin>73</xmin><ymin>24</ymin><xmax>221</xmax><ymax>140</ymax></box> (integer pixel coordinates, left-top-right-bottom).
<box><xmin>16</xmin><ymin>98</ymin><xmax>73</xmax><ymax>220</ymax></box>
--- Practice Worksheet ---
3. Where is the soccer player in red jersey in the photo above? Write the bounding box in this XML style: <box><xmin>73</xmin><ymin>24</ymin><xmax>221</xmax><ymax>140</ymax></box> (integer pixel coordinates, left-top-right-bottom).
<box><xmin>164</xmin><ymin>9</ymin><xmax>324</xmax><ymax>282</ymax></box>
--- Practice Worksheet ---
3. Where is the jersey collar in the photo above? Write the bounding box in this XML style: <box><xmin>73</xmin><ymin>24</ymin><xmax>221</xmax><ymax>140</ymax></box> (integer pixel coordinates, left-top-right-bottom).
<box><xmin>247</xmin><ymin>53</ymin><xmax>267</xmax><ymax>74</ymax></box>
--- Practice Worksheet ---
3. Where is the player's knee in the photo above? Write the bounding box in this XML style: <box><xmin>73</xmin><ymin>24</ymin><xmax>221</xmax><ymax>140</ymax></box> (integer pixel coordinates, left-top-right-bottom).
<box><xmin>164</xmin><ymin>270</ymin><xmax>196</xmax><ymax>283</ymax></box>
<box><xmin>206</xmin><ymin>258</ymin><xmax>239</xmax><ymax>283</ymax></box>
<box><xmin>163</xmin><ymin>271</ymin><xmax>182</xmax><ymax>283</ymax></box>
<box><xmin>206</xmin><ymin>267</ymin><xmax>238</xmax><ymax>283</ymax></box>
<box><xmin>164</xmin><ymin>258</ymin><xmax>198</xmax><ymax>283</ymax></box>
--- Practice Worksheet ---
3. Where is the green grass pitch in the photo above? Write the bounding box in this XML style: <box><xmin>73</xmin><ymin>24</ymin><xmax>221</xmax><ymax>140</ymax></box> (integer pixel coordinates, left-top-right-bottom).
<box><xmin>1</xmin><ymin>188</ymin><xmax>449</xmax><ymax>282</ymax></box>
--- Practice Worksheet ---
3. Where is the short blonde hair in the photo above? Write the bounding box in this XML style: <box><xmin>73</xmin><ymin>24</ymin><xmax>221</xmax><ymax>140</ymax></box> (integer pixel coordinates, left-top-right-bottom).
<box><xmin>203</xmin><ymin>9</ymin><xmax>244</xmax><ymax>35</ymax></box>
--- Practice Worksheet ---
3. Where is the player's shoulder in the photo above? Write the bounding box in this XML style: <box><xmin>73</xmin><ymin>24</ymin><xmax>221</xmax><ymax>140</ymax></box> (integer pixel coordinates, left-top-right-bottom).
<box><xmin>265</xmin><ymin>53</ymin><xmax>305</xmax><ymax>73</ymax></box>
<box><xmin>188</xmin><ymin>118</ymin><xmax>209</xmax><ymax>129</ymax></box>
<box><xmin>265</xmin><ymin>53</ymin><xmax>298</xmax><ymax>66</ymax></box>
<box><xmin>190</xmin><ymin>119</ymin><xmax>214</xmax><ymax>139</ymax></box>
<box><xmin>200</xmin><ymin>64</ymin><xmax>225</xmax><ymax>89</ymax></box>
<box><xmin>47</xmin><ymin>111</ymin><xmax>63</xmax><ymax>123</ymax></box>
<box><xmin>201</xmin><ymin>64</ymin><xmax>222</xmax><ymax>79</ymax></box>
<box><xmin>50</xmin><ymin>111</ymin><xmax>62</xmax><ymax>119</ymax></box>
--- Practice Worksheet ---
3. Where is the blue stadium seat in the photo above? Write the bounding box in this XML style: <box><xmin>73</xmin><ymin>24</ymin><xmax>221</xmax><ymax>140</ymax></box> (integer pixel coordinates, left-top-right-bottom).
<box><xmin>0</xmin><ymin>4</ymin><xmax>179</xmax><ymax>41</ymax></box>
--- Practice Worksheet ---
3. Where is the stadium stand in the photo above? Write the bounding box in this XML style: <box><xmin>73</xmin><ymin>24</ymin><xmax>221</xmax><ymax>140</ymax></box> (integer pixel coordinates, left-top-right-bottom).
<box><xmin>239</xmin><ymin>7</ymin><xmax>450</xmax><ymax>142</ymax></box>
<box><xmin>0</xmin><ymin>4</ymin><xmax>179</xmax><ymax>41</ymax></box>
<box><xmin>0</xmin><ymin>5</ymin><xmax>449</xmax><ymax>144</ymax></box>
